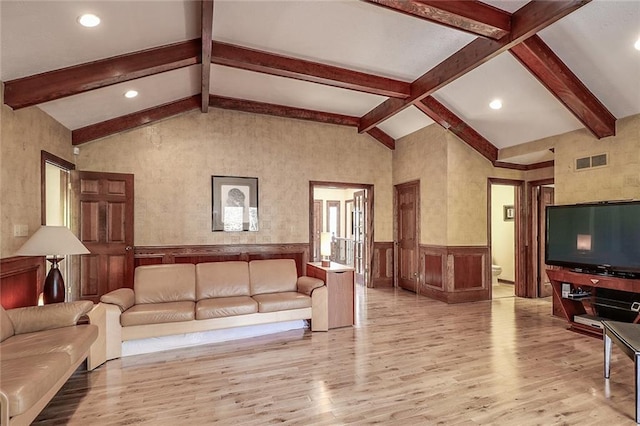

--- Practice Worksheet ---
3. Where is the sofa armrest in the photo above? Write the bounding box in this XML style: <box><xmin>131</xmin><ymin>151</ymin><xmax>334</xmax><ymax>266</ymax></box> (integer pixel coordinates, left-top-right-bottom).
<box><xmin>100</xmin><ymin>288</ymin><xmax>135</xmax><ymax>312</ymax></box>
<box><xmin>6</xmin><ymin>301</ymin><xmax>94</xmax><ymax>335</ymax></box>
<box><xmin>297</xmin><ymin>276</ymin><xmax>325</xmax><ymax>296</ymax></box>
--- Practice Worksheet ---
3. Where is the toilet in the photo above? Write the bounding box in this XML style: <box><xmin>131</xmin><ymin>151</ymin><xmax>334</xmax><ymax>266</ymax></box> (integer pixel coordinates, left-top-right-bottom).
<box><xmin>492</xmin><ymin>264</ymin><xmax>502</xmax><ymax>285</ymax></box>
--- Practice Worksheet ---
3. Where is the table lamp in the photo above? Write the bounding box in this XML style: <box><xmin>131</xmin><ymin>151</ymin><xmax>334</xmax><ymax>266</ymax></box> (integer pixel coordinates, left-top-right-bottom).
<box><xmin>15</xmin><ymin>225</ymin><xmax>90</xmax><ymax>304</ymax></box>
<box><xmin>320</xmin><ymin>232</ymin><xmax>332</xmax><ymax>267</ymax></box>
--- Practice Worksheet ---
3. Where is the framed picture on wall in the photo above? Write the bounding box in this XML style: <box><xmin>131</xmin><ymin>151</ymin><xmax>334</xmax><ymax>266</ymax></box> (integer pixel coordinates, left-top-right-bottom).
<box><xmin>212</xmin><ymin>176</ymin><xmax>258</xmax><ymax>232</ymax></box>
<box><xmin>503</xmin><ymin>205</ymin><xmax>515</xmax><ymax>221</ymax></box>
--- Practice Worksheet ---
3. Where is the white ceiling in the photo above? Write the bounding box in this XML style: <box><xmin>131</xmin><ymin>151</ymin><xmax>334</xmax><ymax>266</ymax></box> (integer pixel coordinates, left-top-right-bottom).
<box><xmin>2</xmin><ymin>0</ymin><xmax>639</xmax><ymax>164</ymax></box>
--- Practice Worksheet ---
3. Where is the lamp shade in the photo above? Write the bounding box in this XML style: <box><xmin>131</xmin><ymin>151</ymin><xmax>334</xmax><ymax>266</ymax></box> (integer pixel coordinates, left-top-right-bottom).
<box><xmin>15</xmin><ymin>226</ymin><xmax>90</xmax><ymax>257</ymax></box>
<box><xmin>320</xmin><ymin>232</ymin><xmax>332</xmax><ymax>257</ymax></box>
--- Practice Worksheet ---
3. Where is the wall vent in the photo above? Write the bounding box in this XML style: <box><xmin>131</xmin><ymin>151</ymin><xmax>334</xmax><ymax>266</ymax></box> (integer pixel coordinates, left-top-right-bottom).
<box><xmin>575</xmin><ymin>153</ymin><xmax>608</xmax><ymax>171</ymax></box>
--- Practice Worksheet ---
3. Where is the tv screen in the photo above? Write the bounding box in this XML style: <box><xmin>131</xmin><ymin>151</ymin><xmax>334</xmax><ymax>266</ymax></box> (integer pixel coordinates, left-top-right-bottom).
<box><xmin>545</xmin><ymin>201</ymin><xmax>640</xmax><ymax>276</ymax></box>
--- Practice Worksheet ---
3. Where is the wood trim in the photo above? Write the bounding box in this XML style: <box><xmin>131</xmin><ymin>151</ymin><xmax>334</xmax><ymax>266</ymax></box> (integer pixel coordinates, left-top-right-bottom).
<box><xmin>212</xmin><ymin>41</ymin><xmax>410</xmax><ymax>99</ymax></box>
<box><xmin>134</xmin><ymin>244</ymin><xmax>311</xmax><ymax>277</ymax></box>
<box><xmin>358</xmin><ymin>0</ymin><xmax>590</xmax><ymax>133</ymax></box>
<box><xmin>494</xmin><ymin>160</ymin><xmax>555</xmax><ymax>171</ymax></box>
<box><xmin>363</xmin><ymin>0</ymin><xmax>511</xmax><ymax>40</ymax></box>
<box><xmin>372</xmin><ymin>242</ymin><xmax>393</xmax><ymax>287</ymax></box>
<box><xmin>419</xmin><ymin>245</ymin><xmax>490</xmax><ymax>303</ymax></box>
<box><xmin>510</xmin><ymin>35</ymin><xmax>616</xmax><ymax>139</ymax></box>
<box><xmin>72</xmin><ymin>95</ymin><xmax>201</xmax><ymax>145</ymax></box>
<box><xmin>4</xmin><ymin>39</ymin><xmax>201</xmax><ymax>109</ymax></box>
<box><xmin>0</xmin><ymin>256</ymin><xmax>46</xmax><ymax>308</ymax></box>
<box><xmin>41</xmin><ymin>151</ymin><xmax>75</xmax><ymax>225</ymax></box>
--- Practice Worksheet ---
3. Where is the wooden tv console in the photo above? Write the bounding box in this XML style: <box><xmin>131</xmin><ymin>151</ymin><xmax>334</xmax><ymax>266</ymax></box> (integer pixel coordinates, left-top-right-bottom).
<box><xmin>547</xmin><ymin>269</ymin><xmax>640</xmax><ymax>337</ymax></box>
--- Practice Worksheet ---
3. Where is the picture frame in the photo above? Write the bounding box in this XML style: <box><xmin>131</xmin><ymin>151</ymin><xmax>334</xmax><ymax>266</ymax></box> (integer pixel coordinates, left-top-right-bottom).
<box><xmin>503</xmin><ymin>205</ymin><xmax>515</xmax><ymax>221</ymax></box>
<box><xmin>212</xmin><ymin>176</ymin><xmax>258</xmax><ymax>232</ymax></box>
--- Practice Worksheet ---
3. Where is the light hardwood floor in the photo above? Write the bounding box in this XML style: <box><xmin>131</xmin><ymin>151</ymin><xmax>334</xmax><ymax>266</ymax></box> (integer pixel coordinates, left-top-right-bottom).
<box><xmin>35</xmin><ymin>287</ymin><xmax>635</xmax><ymax>425</ymax></box>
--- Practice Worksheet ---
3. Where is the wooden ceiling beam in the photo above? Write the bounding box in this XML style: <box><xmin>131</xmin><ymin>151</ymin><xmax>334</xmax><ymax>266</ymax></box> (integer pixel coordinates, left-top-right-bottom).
<box><xmin>211</xmin><ymin>42</ymin><xmax>410</xmax><ymax>99</ymax></box>
<box><xmin>494</xmin><ymin>160</ymin><xmax>554</xmax><ymax>170</ymax></box>
<box><xmin>72</xmin><ymin>95</ymin><xmax>201</xmax><ymax>145</ymax></box>
<box><xmin>416</xmin><ymin>97</ymin><xmax>497</xmax><ymax>162</ymax></box>
<box><xmin>4</xmin><ymin>39</ymin><xmax>201</xmax><ymax>110</ymax></box>
<box><xmin>363</xmin><ymin>0</ymin><xmax>511</xmax><ymax>40</ymax></box>
<box><xmin>209</xmin><ymin>95</ymin><xmax>361</xmax><ymax>127</ymax></box>
<box><xmin>510</xmin><ymin>34</ymin><xmax>616</xmax><ymax>139</ymax></box>
<box><xmin>200</xmin><ymin>1</ymin><xmax>214</xmax><ymax>113</ymax></box>
<box><xmin>366</xmin><ymin>127</ymin><xmax>396</xmax><ymax>150</ymax></box>
<box><xmin>359</xmin><ymin>0</ymin><xmax>591</xmax><ymax>133</ymax></box>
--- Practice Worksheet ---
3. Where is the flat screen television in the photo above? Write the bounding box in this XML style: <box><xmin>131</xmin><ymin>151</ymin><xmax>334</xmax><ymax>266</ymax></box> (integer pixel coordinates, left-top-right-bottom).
<box><xmin>545</xmin><ymin>201</ymin><xmax>640</xmax><ymax>278</ymax></box>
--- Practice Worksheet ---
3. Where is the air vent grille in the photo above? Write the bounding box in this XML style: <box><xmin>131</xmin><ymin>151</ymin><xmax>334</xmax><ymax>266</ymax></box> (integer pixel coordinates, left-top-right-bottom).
<box><xmin>575</xmin><ymin>153</ymin><xmax>608</xmax><ymax>171</ymax></box>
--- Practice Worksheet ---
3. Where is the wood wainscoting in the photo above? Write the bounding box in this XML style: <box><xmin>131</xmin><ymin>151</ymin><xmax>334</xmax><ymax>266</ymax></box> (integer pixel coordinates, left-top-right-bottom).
<box><xmin>372</xmin><ymin>242</ymin><xmax>393</xmax><ymax>287</ymax></box>
<box><xmin>0</xmin><ymin>256</ymin><xmax>46</xmax><ymax>308</ymax></box>
<box><xmin>419</xmin><ymin>245</ymin><xmax>490</xmax><ymax>303</ymax></box>
<box><xmin>134</xmin><ymin>244</ymin><xmax>311</xmax><ymax>277</ymax></box>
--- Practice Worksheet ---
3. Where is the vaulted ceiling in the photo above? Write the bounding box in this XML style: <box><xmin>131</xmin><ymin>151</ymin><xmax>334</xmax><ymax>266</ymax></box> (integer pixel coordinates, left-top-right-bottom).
<box><xmin>2</xmin><ymin>1</ymin><xmax>639</xmax><ymax>169</ymax></box>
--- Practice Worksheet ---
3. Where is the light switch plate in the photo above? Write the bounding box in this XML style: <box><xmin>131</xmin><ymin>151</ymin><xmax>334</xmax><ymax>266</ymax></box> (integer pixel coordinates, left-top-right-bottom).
<box><xmin>13</xmin><ymin>224</ymin><xmax>28</xmax><ymax>237</ymax></box>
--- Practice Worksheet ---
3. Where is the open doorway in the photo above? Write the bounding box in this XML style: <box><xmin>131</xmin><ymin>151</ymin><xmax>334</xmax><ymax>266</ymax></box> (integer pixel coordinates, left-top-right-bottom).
<box><xmin>528</xmin><ymin>179</ymin><xmax>555</xmax><ymax>298</ymax></box>
<box><xmin>309</xmin><ymin>182</ymin><xmax>373</xmax><ymax>287</ymax></box>
<box><xmin>488</xmin><ymin>178</ymin><xmax>524</xmax><ymax>298</ymax></box>
<box><xmin>41</xmin><ymin>151</ymin><xmax>75</xmax><ymax>302</ymax></box>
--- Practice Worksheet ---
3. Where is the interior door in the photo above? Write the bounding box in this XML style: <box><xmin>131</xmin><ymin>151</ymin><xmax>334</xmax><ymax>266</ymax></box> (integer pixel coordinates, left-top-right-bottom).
<box><xmin>353</xmin><ymin>190</ymin><xmax>366</xmax><ymax>285</ymax></box>
<box><xmin>396</xmin><ymin>181</ymin><xmax>419</xmax><ymax>292</ymax></box>
<box><xmin>73</xmin><ymin>171</ymin><xmax>134</xmax><ymax>302</ymax></box>
<box><xmin>538</xmin><ymin>186</ymin><xmax>555</xmax><ymax>297</ymax></box>
<box><xmin>312</xmin><ymin>200</ymin><xmax>322</xmax><ymax>262</ymax></box>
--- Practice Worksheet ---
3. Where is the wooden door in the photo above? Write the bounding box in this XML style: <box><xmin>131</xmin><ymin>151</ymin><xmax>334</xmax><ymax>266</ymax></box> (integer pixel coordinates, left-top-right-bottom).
<box><xmin>396</xmin><ymin>181</ymin><xmax>419</xmax><ymax>292</ymax></box>
<box><xmin>312</xmin><ymin>200</ymin><xmax>323</xmax><ymax>262</ymax></box>
<box><xmin>353</xmin><ymin>190</ymin><xmax>366</xmax><ymax>285</ymax></box>
<box><xmin>538</xmin><ymin>186</ymin><xmax>555</xmax><ymax>297</ymax></box>
<box><xmin>73</xmin><ymin>171</ymin><xmax>134</xmax><ymax>302</ymax></box>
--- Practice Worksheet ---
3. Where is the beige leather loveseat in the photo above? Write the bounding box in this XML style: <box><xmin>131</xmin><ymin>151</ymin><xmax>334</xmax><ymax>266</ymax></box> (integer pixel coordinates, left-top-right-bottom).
<box><xmin>0</xmin><ymin>301</ymin><xmax>97</xmax><ymax>426</ymax></box>
<box><xmin>88</xmin><ymin>259</ymin><xmax>327</xmax><ymax>369</ymax></box>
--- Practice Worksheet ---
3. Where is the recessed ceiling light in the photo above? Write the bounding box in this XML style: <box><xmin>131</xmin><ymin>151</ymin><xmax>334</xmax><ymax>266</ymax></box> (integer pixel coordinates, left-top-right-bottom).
<box><xmin>635</xmin><ymin>38</ymin><xmax>640</xmax><ymax>51</ymax></box>
<box><xmin>78</xmin><ymin>14</ymin><xmax>101</xmax><ymax>28</ymax></box>
<box><xmin>124</xmin><ymin>90</ymin><xmax>138</xmax><ymax>99</ymax></box>
<box><xmin>489</xmin><ymin>99</ymin><xmax>503</xmax><ymax>110</ymax></box>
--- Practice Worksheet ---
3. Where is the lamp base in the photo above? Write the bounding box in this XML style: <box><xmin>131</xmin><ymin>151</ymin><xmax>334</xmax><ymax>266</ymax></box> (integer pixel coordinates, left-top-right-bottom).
<box><xmin>321</xmin><ymin>259</ymin><xmax>331</xmax><ymax>267</ymax></box>
<box><xmin>43</xmin><ymin>258</ymin><xmax>65</xmax><ymax>304</ymax></box>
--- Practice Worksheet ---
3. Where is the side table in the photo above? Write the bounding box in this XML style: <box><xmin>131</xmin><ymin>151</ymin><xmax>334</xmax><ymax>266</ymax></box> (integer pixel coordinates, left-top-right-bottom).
<box><xmin>306</xmin><ymin>262</ymin><xmax>355</xmax><ymax>329</ymax></box>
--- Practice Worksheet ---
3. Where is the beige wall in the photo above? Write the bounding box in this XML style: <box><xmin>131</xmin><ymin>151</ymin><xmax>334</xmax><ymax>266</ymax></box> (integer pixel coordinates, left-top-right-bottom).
<box><xmin>77</xmin><ymin>108</ymin><xmax>393</xmax><ymax>246</ymax></box>
<box><xmin>393</xmin><ymin>125</ymin><xmax>523</xmax><ymax>247</ymax></box>
<box><xmin>392</xmin><ymin>124</ymin><xmax>449</xmax><ymax>245</ymax></box>
<box><xmin>0</xmin><ymin>84</ymin><xmax>73</xmax><ymax>258</ymax></box>
<box><xmin>554</xmin><ymin>114</ymin><xmax>640</xmax><ymax>204</ymax></box>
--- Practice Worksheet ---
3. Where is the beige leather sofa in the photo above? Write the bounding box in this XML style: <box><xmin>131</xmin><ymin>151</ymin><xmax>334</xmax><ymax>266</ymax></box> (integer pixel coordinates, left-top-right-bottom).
<box><xmin>88</xmin><ymin>259</ymin><xmax>328</xmax><ymax>369</ymax></box>
<box><xmin>0</xmin><ymin>301</ymin><xmax>97</xmax><ymax>426</ymax></box>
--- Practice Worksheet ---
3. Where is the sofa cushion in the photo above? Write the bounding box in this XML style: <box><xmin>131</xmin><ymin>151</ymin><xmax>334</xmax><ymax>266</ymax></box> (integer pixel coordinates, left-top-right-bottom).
<box><xmin>196</xmin><ymin>261</ymin><xmax>250</xmax><ymax>300</ymax></box>
<box><xmin>0</xmin><ymin>324</ymin><xmax>97</xmax><ymax>364</ymax></box>
<box><xmin>249</xmin><ymin>259</ymin><xmax>298</xmax><ymax>295</ymax></box>
<box><xmin>252</xmin><ymin>292</ymin><xmax>311</xmax><ymax>313</ymax></box>
<box><xmin>0</xmin><ymin>352</ymin><xmax>70</xmax><ymax>417</ymax></box>
<box><xmin>1</xmin><ymin>306</ymin><xmax>14</xmax><ymax>342</ymax></box>
<box><xmin>134</xmin><ymin>264</ymin><xmax>196</xmax><ymax>304</ymax></box>
<box><xmin>195</xmin><ymin>296</ymin><xmax>258</xmax><ymax>319</ymax></box>
<box><xmin>120</xmin><ymin>301</ymin><xmax>195</xmax><ymax>327</ymax></box>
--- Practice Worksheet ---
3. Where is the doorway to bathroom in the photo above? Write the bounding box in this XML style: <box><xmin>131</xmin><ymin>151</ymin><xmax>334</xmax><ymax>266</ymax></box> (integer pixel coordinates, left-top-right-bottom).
<box><xmin>488</xmin><ymin>179</ymin><xmax>524</xmax><ymax>299</ymax></box>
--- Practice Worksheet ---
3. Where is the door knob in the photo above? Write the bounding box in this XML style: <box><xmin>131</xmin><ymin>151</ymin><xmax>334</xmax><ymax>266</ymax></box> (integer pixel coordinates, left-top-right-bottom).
<box><xmin>125</xmin><ymin>246</ymin><xmax>133</xmax><ymax>251</ymax></box>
